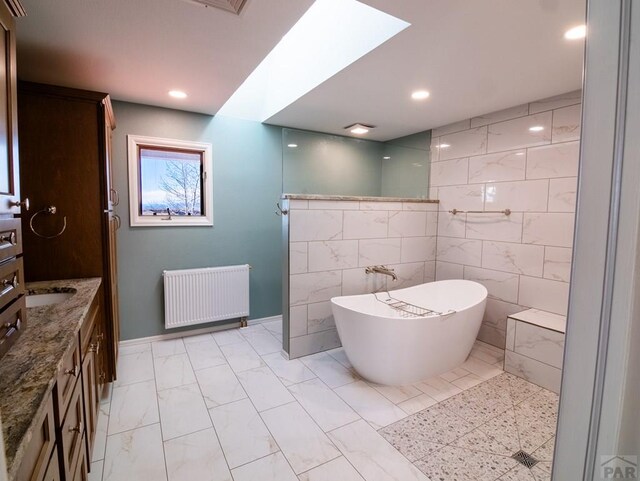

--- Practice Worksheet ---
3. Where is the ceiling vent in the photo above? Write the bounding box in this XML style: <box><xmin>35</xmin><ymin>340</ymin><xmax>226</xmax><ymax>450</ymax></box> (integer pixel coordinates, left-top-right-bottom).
<box><xmin>184</xmin><ymin>0</ymin><xmax>247</xmax><ymax>15</ymax></box>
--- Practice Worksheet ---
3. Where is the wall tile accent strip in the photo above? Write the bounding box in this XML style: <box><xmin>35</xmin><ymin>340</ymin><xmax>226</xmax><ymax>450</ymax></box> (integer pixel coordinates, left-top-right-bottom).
<box><xmin>288</xmin><ymin>200</ymin><xmax>438</xmax><ymax>358</ymax></box>
<box><xmin>431</xmin><ymin>90</ymin><xmax>581</xmax><ymax>348</ymax></box>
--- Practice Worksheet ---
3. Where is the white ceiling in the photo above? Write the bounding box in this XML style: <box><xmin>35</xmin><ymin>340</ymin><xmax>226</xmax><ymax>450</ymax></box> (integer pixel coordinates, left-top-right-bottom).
<box><xmin>15</xmin><ymin>0</ymin><xmax>586</xmax><ymax>141</ymax></box>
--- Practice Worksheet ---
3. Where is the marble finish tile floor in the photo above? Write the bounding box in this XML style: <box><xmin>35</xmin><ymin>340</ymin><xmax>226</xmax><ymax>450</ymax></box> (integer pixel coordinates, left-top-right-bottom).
<box><xmin>90</xmin><ymin>324</ymin><xmax>557</xmax><ymax>481</ymax></box>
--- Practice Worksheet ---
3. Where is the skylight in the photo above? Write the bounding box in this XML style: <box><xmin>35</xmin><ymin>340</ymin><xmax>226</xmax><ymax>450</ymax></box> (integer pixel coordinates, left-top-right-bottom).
<box><xmin>216</xmin><ymin>0</ymin><xmax>410</xmax><ymax>122</ymax></box>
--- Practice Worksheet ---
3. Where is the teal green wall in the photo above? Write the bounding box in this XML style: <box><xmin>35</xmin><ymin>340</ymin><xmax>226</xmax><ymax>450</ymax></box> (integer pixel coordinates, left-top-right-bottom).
<box><xmin>112</xmin><ymin>102</ymin><xmax>284</xmax><ymax>340</ymax></box>
<box><xmin>381</xmin><ymin>130</ymin><xmax>432</xmax><ymax>198</ymax></box>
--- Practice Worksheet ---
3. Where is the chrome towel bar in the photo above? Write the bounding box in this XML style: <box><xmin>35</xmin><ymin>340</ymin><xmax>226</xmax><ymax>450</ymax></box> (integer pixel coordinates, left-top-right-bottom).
<box><xmin>449</xmin><ymin>208</ymin><xmax>511</xmax><ymax>216</ymax></box>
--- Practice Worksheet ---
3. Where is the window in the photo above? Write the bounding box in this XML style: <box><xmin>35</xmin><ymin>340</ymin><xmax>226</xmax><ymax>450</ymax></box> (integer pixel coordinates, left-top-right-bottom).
<box><xmin>127</xmin><ymin>135</ymin><xmax>213</xmax><ymax>227</ymax></box>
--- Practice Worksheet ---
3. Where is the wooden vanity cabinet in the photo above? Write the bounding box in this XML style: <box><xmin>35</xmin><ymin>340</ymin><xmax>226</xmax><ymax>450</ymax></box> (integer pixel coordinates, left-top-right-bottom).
<box><xmin>14</xmin><ymin>396</ymin><xmax>56</xmax><ymax>481</ymax></box>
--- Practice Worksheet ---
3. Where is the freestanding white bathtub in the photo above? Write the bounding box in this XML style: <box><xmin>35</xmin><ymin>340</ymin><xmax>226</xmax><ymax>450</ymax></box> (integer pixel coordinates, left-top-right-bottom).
<box><xmin>331</xmin><ymin>280</ymin><xmax>488</xmax><ymax>386</ymax></box>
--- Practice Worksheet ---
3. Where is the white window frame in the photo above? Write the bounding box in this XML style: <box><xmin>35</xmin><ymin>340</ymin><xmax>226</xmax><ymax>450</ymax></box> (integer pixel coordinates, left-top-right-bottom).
<box><xmin>127</xmin><ymin>135</ymin><xmax>213</xmax><ymax>227</ymax></box>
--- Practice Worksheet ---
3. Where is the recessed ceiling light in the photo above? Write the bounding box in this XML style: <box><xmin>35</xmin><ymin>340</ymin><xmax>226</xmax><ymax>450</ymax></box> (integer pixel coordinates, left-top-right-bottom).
<box><xmin>411</xmin><ymin>90</ymin><xmax>430</xmax><ymax>100</ymax></box>
<box><xmin>564</xmin><ymin>25</ymin><xmax>586</xmax><ymax>40</ymax></box>
<box><xmin>287</xmin><ymin>144</ymin><xmax>298</xmax><ymax>148</ymax></box>
<box><xmin>516</xmin><ymin>152</ymin><xmax>525</xmax><ymax>156</ymax></box>
<box><xmin>383</xmin><ymin>156</ymin><xmax>391</xmax><ymax>160</ymax></box>
<box><xmin>346</xmin><ymin>123</ymin><xmax>374</xmax><ymax>135</ymax></box>
<box><xmin>168</xmin><ymin>90</ymin><xmax>188</xmax><ymax>99</ymax></box>
<box><xmin>437</xmin><ymin>143</ymin><xmax>451</xmax><ymax>149</ymax></box>
<box><xmin>529</xmin><ymin>125</ymin><xmax>545</xmax><ymax>132</ymax></box>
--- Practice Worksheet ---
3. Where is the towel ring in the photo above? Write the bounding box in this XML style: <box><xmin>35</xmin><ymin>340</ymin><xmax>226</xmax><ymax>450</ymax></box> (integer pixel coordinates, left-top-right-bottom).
<box><xmin>29</xmin><ymin>206</ymin><xmax>67</xmax><ymax>239</ymax></box>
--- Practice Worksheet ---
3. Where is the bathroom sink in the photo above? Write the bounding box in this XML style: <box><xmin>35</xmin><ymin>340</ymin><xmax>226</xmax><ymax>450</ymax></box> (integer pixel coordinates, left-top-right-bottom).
<box><xmin>26</xmin><ymin>292</ymin><xmax>75</xmax><ymax>308</ymax></box>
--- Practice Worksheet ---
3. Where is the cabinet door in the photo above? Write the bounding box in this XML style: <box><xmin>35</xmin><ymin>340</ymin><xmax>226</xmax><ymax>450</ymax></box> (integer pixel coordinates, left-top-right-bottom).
<box><xmin>104</xmin><ymin>212</ymin><xmax>120</xmax><ymax>381</ymax></box>
<box><xmin>81</xmin><ymin>341</ymin><xmax>98</xmax><ymax>464</ymax></box>
<box><xmin>0</xmin><ymin>2</ymin><xmax>20</xmax><ymax>215</ymax></box>
<box><xmin>42</xmin><ymin>450</ymin><xmax>61</xmax><ymax>481</ymax></box>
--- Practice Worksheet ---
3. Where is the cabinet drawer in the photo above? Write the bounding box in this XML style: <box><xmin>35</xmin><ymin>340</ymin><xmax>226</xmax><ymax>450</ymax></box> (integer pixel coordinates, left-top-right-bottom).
<box><xmin>0</xmin><ymin>295</ymin><xmax>26</xmax><ymax>359</ymax></box>
<box><xmin>0</xmin><ymin>257</ymin><xmax>24</xmax><ymax>311</ymax></box>
<box><xmin>79</xmin><ymin>296</ymin><xmax>99</xmax><ymax>359</ymax></box>
<box><xmin>14</xmin><ymin>394</ymin><xmax>56</xmax><ymax>481</ymax></box>
<box><xmin>0</xmin><ymin>218</ymin><xmax>21</xmax><ymax>263</ymax></box>
<box><xmin>42</xmin><ymin>449</ymin><xmax>61</xmax><ymax>481</ymax></box>
<box><xmin>60</xmin><ymin>380</ymin><xmax>85</xmax><ymax>481</ymax></box>
<box><xmin>56</xmin><ymin>340</ymin><xmax>81</xmax><ymax>417</ymax></box>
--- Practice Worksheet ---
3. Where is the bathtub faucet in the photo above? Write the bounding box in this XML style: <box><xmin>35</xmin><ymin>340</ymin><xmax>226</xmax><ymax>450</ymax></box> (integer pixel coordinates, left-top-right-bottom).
<box><xmin>365</xmin><ymin>265</ymin><xmax>398</xmax><ymax>281</ymax></box>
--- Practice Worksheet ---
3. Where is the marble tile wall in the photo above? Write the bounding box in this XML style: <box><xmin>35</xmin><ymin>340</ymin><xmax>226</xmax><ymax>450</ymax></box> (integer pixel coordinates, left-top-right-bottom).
<box><xmin>288</xmin><ymin>199</ymin><xmax>438</xmax><ymax>358</ymax></box>
<box><xmin>430</xmin><ymin>90</ymin><xmax>581</xmax><ymax>348</ymax></box>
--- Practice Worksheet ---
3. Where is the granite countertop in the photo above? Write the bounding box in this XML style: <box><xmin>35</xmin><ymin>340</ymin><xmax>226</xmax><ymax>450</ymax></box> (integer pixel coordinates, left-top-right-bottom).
<box><xmin>281</xmin><ymin>193</ymin><xmax>440</xmax><ymax>203</ymax></box>
<box><xmin>0</xmin><ymin>278</ymin><xmax>101</xmax><ymax>480</ymax></box>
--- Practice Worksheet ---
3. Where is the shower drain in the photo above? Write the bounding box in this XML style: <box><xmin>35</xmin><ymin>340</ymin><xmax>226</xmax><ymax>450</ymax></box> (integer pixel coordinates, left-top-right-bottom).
<box><xmin>511</xmin><ymin>450</ymin><xmax>539</xmax><ymax>468</ymax></box>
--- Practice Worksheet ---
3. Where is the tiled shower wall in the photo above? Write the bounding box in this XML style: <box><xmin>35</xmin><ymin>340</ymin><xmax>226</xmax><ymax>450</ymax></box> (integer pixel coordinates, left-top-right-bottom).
<box><xmin>430</xmin><ymin>90</ymin><xmax>581</xmax><ymax>348</ymax></box>
<box><xmin>288</xmin><ymin>199</ymin><xmax>438</xmax><ymax>358</ymax></box>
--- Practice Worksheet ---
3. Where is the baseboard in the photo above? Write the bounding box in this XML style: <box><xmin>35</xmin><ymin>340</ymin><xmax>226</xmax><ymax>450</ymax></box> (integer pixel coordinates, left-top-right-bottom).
<box><xmin>119</xmin><ymin>315</ymin><xmax>283</xmax><ymax>347</ymax></box>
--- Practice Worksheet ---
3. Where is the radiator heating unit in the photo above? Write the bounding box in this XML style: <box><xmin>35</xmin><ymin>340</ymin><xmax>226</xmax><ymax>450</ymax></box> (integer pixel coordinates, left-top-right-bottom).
<box><xmin>163</xmin><ymin>264</ymin><xmax>250</xmax><ymax>329</ymax></box>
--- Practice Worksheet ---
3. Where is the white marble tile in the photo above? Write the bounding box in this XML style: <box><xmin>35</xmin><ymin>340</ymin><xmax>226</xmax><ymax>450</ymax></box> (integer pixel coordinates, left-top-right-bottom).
<box><xmin>290</xmin><ymin>330</ymin><xmax>342</xmax><ymax>359</ymax></box>
<box><xmin>514</xmin><ymin>322</ymin><xmax>565</xmax><ymax>368</ymax></box>
<box><xmin>435</xmin><ymin>261</ymin><xmax>464</xmax><ymax>281</ymax></box>
<box><xmin>460</xmin><ymin>357</ymin><xmax>504</xmax><ymax>380</ymax></box>
<box><xmin>552</xmin><ymin>104</ymin><xmax>581</xmax><ymax>142</ymax></box>
<box><xmin>432</xmin><ymin>119</ymin><xmax>471</xmax><ymax>138</ymax></box>
<box><xmin>485</xmin><ymin>179</ymin><xmax>549</xmax><ymax>212</ymax></box>
<box><xmin>437</xmin><ymin>211</ymin><xmax>466</xmax><ymax>238</ymax></box>
<box><xmin>477</xmin><ymin>324</ymin><xmax>507</xmax><ymax>350</ymax></box>
<box><xmin>424</xmin><ymin>260</ymin><xmax>436</xmax><ymax>282</ymax></box>
<box><xmin>290</xmin><ymin>242</ymin><xmax>308</xmax><ymax>275</ymax></box>
<box><xmin>544</xmin><ymin>247</ymin><xmax>573</xmax><ymax>282</ymax></box>
<box><xmin>329</xmin><ymin>420</ymin><xmax>429</xmax><ymax>481</ymax></box>
<box><xmin>439</xmin><ymin>126</ymin><xmax>487</xmax><ymax>161</ymax></box>
<box><xmin>92</xmin><ymin>403</ymin><xmax>110</xmax><ymax>462</ymax></box>
<box><xmin>341</xmin><ymin>267</ymin><xmax>386</xmax><ymax>296</ymax></box>
<box><xmin>367</xmin><ymin>382</ymin><xmax>422</xmax><ymax>404</ymax></box>
<box><xmin>468</xmin><ymin>149</ymin><xmax>526</xmax><ymax>183</ymax></box>
<box><xmin>89</xmin><ymin>460</ymin><xmax>103</xmax><ymax>481</ymax></box>
<box><xmin>504</xmin><ymin>351</ymin><xmax>562</xmax><ymax>393</ymax></box>
<box><xmin>488</xmin><ymin>112</ymin><xmax>552</xmax><ymax>152</ymax></box>
<box><xmin>308</xmin><ymin>200</ymin><xmax>360</xmax><ymax>210</ymax></box>
<box><xmin>400</xmin><ymin>237</ymin><xmax>436</xmax><ymax>263</ymax></box>
<box><xmin>164</xmin><ymin>428</ymin><xmax>232</xmax><ymax>481</ymax></box>
<box><xmin>152</xmin><ymin>338</ymin><xmax>186</xmax><ymax>358</ymax></box>
<box><xmin>526</xmin><ymin>141</ymin><xmax>580</xmax><ymax>179</ymax></box>
<box><xmin>308</xmin><ymin>240</ymin><xmax>358</xmax><ymax>272</ymax></box>
<box><xmin>114</xmin><ymin>351</ymin><xmax>154</xmax><ymax>388</ymax></box>
<box><xmin>298</xmin><ymin>456</ymin><xmax>365</xmax><ymax>481</ymax></box>
<box><xmin>182</xmin><ymin>333</ymin><xmax>215</xmax><ymax>345</ymax></box>
<box><xmin>471</xmin><ymin>104</ymin><xmax>529</xmax><ymax>127</ymax></box>
<box><xmin>103</xmin><ymin>424</ymin><xmax>167</xmax><ymax>481</ymax></box>
<box><xmin>239</xmin><ymin>326</ymin><xmax>282</xmax><ymax>355</ymax></box>
<box><xmin>263</xmin><ymin>319</ymin><xmax>283</xmax><ymax>336</ymax></box>
<box><xmin>483</xmin><ymin>298</ymin><xmax>525</xmax><ymax>331</ymax></box>
<box><xmin>470</xmin><ymin>342</ymin><xmax>505</xmax><ymax>364</ymax></box>
<box><xmin>518</xmin><ymin>276</ymin><xmax>570</xmax><ymax>316</ymax></box>
<box><xmin>261</xmin><ymin>402</ymin><xmax>341</xmax><ymax>473</ymax></box>
<box><xmin>436</xmin><ymin>184</ymin><xmax>485</xmax><ymax>212</ymax></box>
<box><xmin>436</xmin><ymin>237</ymin><xmax>482</xmax><ymax>267</ymax></box>
<box><xmin>482</xmin><ymin>241</ymin><xmax>545</xmax><ymax>276</ymax></box>
<box><xmin>465</xmin><ymin>212</ymin><xmax>524</xmax><ymax>243</ymax></box>
<box><xmin>334</xmin><ymin>381</ymin><xmax>407</xmax><ymax>429</ymax></box>
<box><xmin>529</xmin><ymin>90</ymin><xmax>581</xmax><ymax>114</ymax></box>
<box><xmin>440</xmin><ymin>367</ymin><xmax>472</xmax><ymax>383</ymax></box>
<box><xmin>426</xmin><ymin>212</ymin><xmax>438</xmax><ymax>236</ymax></box>
<box><xmin>386</xmin><ymin>262</ymin><xmax>425</xmax><ymax>290</ymax></box>
<box><xmin>184</xmin><ymin>339</ymin><xmax>226</xmax><ymax>370</ymax></box>
<box><xmin>289</xmin><ymin>304</ymin><xmax>308</xmax><ymax>337</ymax></box>
<box><xmin>548</xmin><ymin>177</ymin><xmax>577</xmax><ymax>212</ymax></box>
<box><xmin>388</xmin><ymin>211</ymin><xmax>427</xmax><ymax>237</ymax></box>
<box><xmin>358</xmin><ymin>238</ymin><xmax>401</xmax><ymax>267</ymax></box>
<box><xmin>287</xmin><ymin>378</ymin><xmax>360</xmax><ymax>432</ymax></box>
<box><xmin>464</xmin><ymin>266</ymin><xmax>519</xmax><ymax>303</ymax></box>
<box><xmin>154</xmin><ymin>353</ymin><xmax>197</xmax><ymax>391</ymax></box>
<box><xmin>209</xmin><ymin>398</ymin><xmax>278</xmax><ymax>468</ymax></box>
<box><xmin>403</xmin><ymin>202</ymin><xmax>438</xmax><ymax>211</ymax></box>
<box><xmin>451</xmin><ymin>373</ymin><xmax>485</xmax><ymax>390</ymax></box>
<box><xmin>231</xmin><ymin>452</ymin><xmax>298</xmax><ymax>481</ymax></box>
<box><xmin>236</xmin><ymin>365</ymin><xmax>295</xmax><ymax>411</ymax></box>
<box><xmin>343</xmin><ymin>210</ymin><xmax>388</xmax><ymax>239</ymax></box>
<box><xmin>397</xmin><ymin>393</ymin><xmax>438</xmax><ymax>415</ymax></box>
<box><xmin>413</xmin><ymin>376</ymin><xmax>462</xmax><ymax>401</ymax></box>
<box><xmin>211</xmin><ymin>328</ymin><xmax>244</xmax><ymax>346</ymax></box>
<box><xmin>430</xmin><ymin>158</ymin><xmax>469</xmax><ymax>186</ymax></box>
<box><xmin>326</xmin><ymin>347</ymin><xmax>352</xmax><ymax>368</ymax></box>
<box><xmin>359</xmin><ymin>201</ymin><xmax>403</xmax><ymax>211</ymax></box>
<box><xmin>300</xmin><ymin>352</ymin><xmax>359</xmax><ymax>388</ymax></box>
<box><xmin>290</xmin><ymin>209</ymin><xmax>343</xmax><ymax>242</ymax></box>
<box><xmin>195</xmin><ymin>363</ymin><xmax>246</xmax><ymax>408</ymax></box>
<box><xmin>506</xmin><ymin>318</ymin><xmax>517</xmax><ymax>351</ymax></box>
<box><xmin>290</xmin><ymin>271</ymin><xmax>342</xmax><ymax>306</ymax></box>
<box><xmin>262</xmin><ymin>352</ymin><xmax>316</xmax><ymax>385</ymax></box>
<box><xmin>108</xmin><ymin>380</ymin><xmax>159</xmax><ymax>435</ymax></box>
<box><xmin>522</xmin><ymin>213</ymin><xmax>575</xmax><ymax>247</ymax></box>
<box><xmin>119</xmin><ymin>343</ymin><xmax>151</xmax><ymax>356</ymax></box>
<box><xmin>290</xmin><ymin>199</ymin><xmax>309</xmax><ymax>209</ymax></box>
<box><xmin>157</xmin><ymin>383</ymin><xmax>211</xmax><ymax>440</ymax></box>
<box><xmin>219</xmin><ymin>340</ymin><xmax>265</xmax><ymax>373</ymax></box>
<box><xmin>307</xmin><ymin>301</ymin><xmax>335</xmax><ymax>333</ymax></box>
